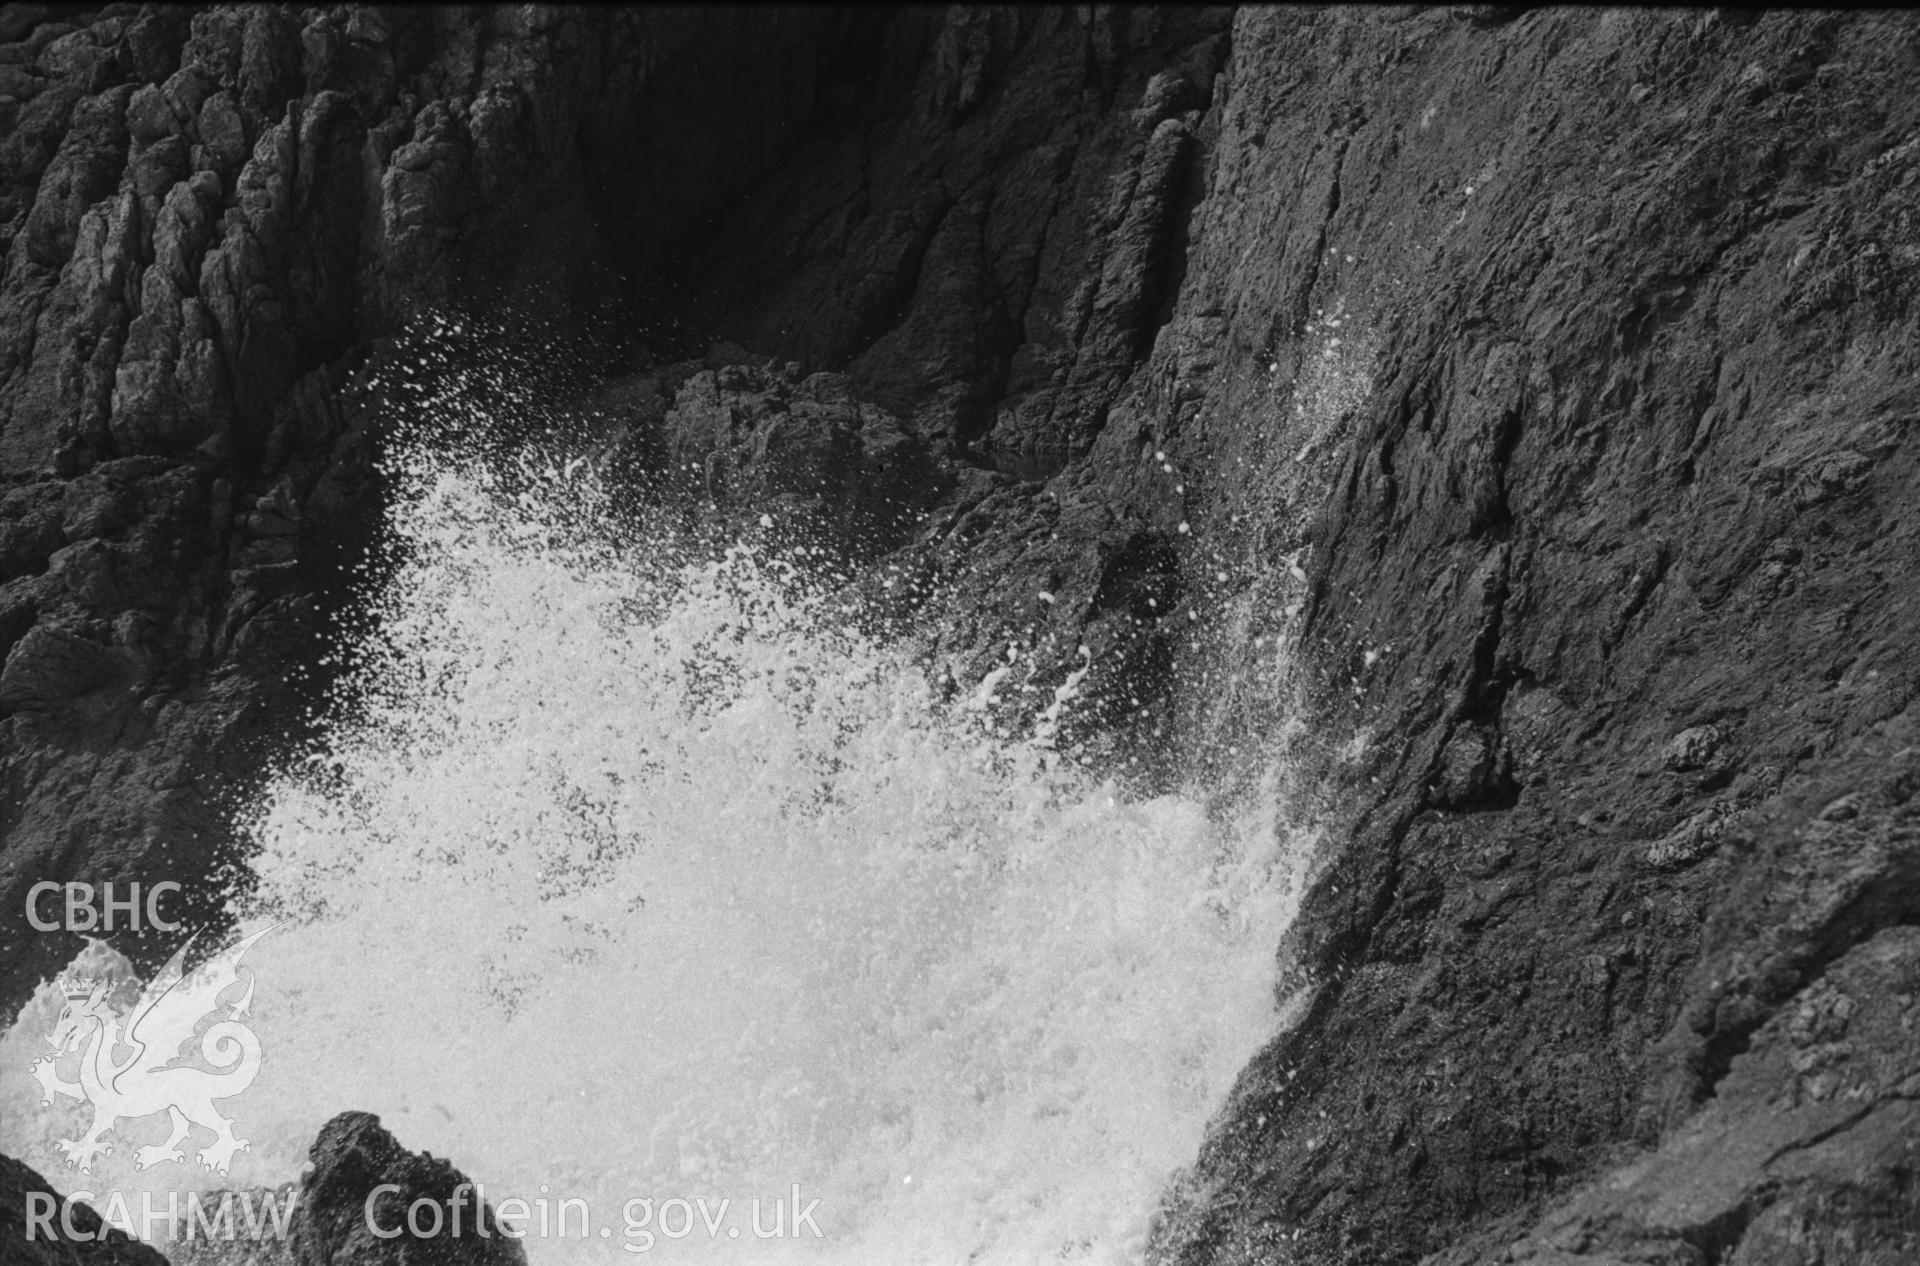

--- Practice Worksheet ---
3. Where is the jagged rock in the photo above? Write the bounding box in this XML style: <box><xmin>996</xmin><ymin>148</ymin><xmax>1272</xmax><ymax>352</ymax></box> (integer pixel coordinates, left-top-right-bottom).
<box><xmin>1439</xmin><ymin>919</ymin><xmax>1920</xmax><ymax>1264</ymax></box>
<box><xmin>0</xmin><ymin>480</ymin><xmax>64</xmax><ymax>576</ymax></box>
<box><xmin>0</xmin><ymin>1151</ymin><xmax>169</xmax><ymax>1266</ymax></box>
<box><xmin>1135</xmin><ymin>9</ymin><xmax>1920</xmax><ymax>1264</ymax></box>
<box><xmin>1662</xmin><ymin>725</ymin><xmax>1724</xmax><ymax>772</ymax></box>
<box><xmin>287</xmin><ymin>1112</ymin><xmax>524</xmax><ymax>1266</ymax></box>
<box><xmin>0</xmin><ymin>620</ymin><xmax>119</xmax><ymax>710</ymax></box>
<box><xmin>659</xmin><ymin>359</ymin><xmax>944</xmax><ymax>548</ymax></box>
<box><xmin>0</xmin><ymin>7</ymin><xmax>1916</xmax><ymax>1266</ymax></box>
<box><xmin>1430</xmin><ymin>723</ymin><xmax>1511</xmax><ymax>807</ymax></box>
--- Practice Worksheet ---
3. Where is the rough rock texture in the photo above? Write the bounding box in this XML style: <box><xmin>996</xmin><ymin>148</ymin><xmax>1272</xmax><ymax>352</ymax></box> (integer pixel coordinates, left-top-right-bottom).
<box><xmin>1135</xmin><ymin>10</ymin><xmax>1920</xmax><ymax>1264</ymax></box>
<box><xmin>3</xmin><ymin>6</ymin><xmax>1918</xmax><ymax>1266</ymax></box>
<box><xmin>0</xmin><ymin>1150</ymin><xmax>170</xmax><ymax>1265</ymax></box>
<box><xmin>282</xmin><ymin>1112</ymin><xmax>522</xmax><ymax>1266</ymax></box>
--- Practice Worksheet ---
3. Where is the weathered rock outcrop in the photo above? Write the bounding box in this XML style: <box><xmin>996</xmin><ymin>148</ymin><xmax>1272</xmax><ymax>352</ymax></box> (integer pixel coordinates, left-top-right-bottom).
<box><xmin>282</xmin><ymin>1112</ymin><xmax>522</xmax><ymax>1266</ymax></box>
<box><xmin>3</xmin><ymin>5</ymin><xmax>1917</xmax><ymax>1265</ymax></box>
<box><xmin>1131</xmin><ymin>10</ymin><xmax>1920</xmax><ymax>1263</ymax></box>
<box><xmin>1</xmin><ymin>1150</ymin><xmax>169</xmax><ymax>1265</ymax></box>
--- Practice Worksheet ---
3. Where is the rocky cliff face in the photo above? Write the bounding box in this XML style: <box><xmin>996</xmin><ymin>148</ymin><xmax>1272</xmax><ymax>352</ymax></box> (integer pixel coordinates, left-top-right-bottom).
<box><xmin>1134</xmin><ymin>9</ymin><xmax>1920</xmax><ymax>1265</ymax></box>
<box><xmin>3</xmin><ymin>5</ymin><xmax>1916</xmax><ymax>1264</ymax></box>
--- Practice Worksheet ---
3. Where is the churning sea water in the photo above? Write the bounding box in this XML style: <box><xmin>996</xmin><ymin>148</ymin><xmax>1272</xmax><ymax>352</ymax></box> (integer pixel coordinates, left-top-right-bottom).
<box><xmin>4</xmin><ymin>412</ymin><xmax>1309</xmax><ymax>1264</ymax></box>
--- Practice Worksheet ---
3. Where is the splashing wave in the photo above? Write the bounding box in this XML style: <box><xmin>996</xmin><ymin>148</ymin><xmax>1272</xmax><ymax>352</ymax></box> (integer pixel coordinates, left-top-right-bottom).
<box><xmin>5</xmin><ymin>434</ymin><xmax>1302</xmax><ymax>1265</ymax></box>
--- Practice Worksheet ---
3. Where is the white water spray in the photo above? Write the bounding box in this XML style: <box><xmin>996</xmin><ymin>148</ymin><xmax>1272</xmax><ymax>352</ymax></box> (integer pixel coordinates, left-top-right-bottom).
<box><xmin>5</xmin><ymin>426</ymin><xmax>1305</xmax><ymax>1264</ymax></box>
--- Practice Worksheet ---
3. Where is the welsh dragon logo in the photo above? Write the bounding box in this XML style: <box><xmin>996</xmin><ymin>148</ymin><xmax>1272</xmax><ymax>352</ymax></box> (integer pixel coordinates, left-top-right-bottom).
<box><xmin>27</xmin><ymin>925</ymin><xmax>273</xmax><ymax>1176</ymax></box>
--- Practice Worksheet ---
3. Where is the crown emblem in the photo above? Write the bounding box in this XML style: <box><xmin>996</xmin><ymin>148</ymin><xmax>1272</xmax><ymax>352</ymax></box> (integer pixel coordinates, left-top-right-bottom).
<box><xmin>58</xmin><ymin>974</ymin><xmax>100</xmax><ymax>1000</ymax></box>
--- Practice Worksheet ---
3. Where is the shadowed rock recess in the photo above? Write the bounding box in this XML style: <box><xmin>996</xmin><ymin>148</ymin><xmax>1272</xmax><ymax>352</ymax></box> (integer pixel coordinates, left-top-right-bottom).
<box><xmin>2</xmin><ymin>5</ymin><xmax>1916</xmax><ymax>1264</ymax></box>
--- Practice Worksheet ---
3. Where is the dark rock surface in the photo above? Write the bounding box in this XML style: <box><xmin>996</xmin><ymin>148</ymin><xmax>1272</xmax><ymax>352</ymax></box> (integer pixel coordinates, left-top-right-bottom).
<box><xmin>1137</xmin><ymin>10</ymin><xmax>1920</xmax><ymax>1264</ymax></box>
<box><xmin>2</xmin><ymin>5</ymin><xmax>1917</xmax><ymax>1266</ymax></box>
<box><xmin>282</xmin><ymin>1112</ymin><xmax>521</xmax><ymax>1266</ymax></box>
<box><xmin>103</xmin><ymin>1111</ymin><xmax>520</xmax><ymax>1264</ymax></box>
<box><xmin>0</xmin><ymin>1150</ymin><xmax>170</xmax><ymax>1265</ymax></box>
